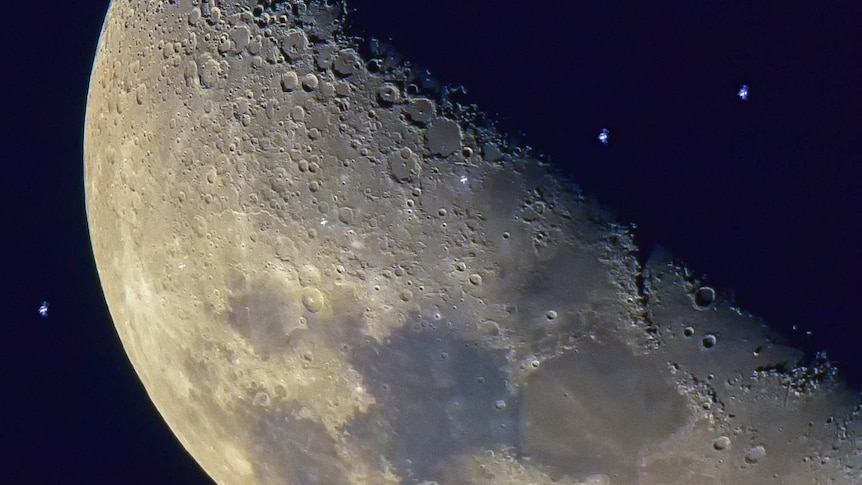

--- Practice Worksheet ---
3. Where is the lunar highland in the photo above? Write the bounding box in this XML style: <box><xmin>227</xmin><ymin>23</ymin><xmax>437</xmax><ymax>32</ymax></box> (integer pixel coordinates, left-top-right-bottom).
<box><xmin>85</xmin><ymin>1</ymin><xmax>862</xmax><ymax>483</ymax></box>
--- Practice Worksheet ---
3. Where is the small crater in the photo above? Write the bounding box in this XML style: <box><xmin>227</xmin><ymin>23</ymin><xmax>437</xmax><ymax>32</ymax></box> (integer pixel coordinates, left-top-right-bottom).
<box><xmin>253</xmin><ymin>391</ymin><xmax>271</xmax><ymax>407</ymax></box>
<box><xmin>135</xmin><ymin>83</ymin><xmax>147</xmax><ymax>105</ymax></box>
<box><xmin>693</xmin><ymin>286</ymin><xmax>716</xmax><ymax>309</ymax></box>
<box><xmin>281</xmin><ymin>71</ymin><xmax>299</xmax><ymax>91</ymax></box>
<box><xmin>300</xmin><ymin>287</ymin><xmax>325</xmax><ymax>313</ymax></box>
<box><xmin>701</xmin><ymin>334</ymin><xmax>717</xmax><ymax>349</ymax></box>
<box><xmin>376</xmin><ymin>83</ymin><xmax>400</xmax><ymax>105</ymax></box>
<box><xmin>301</xmin><ymin>73</ymin><xmax>319</xmax><ymax>91</ymax></box>
<box><xmin>427</xmin><ymin>118</ymin><xmax>462</xmax><ymax>157</ymax></box>
<box><xmin>712</xmin><ymin>435</ymin><xmax>731</xmax><ymax>451</ymax></box>
<box><xmin>744</xmin><ymin>445</ymin><xmax>767</xmax><ymax>464</ymax></box>
<box><xmin>337</xmin><ymin>207</ymin><xmax>354</xmax><ymax>224</ymax></box>
<box><xmin>406</xmin><ymin>97</ymin><xmax>435</xmax><ymax>124</ymax></box>
<box><xmin>332</xmin><ymin>49</ymin><xmax>361</xmax><ymax>76</ymax></box>
<box><xmin>298</xmin><ymin>265</ymin><xmax>322</xmax><ymax>287</ymax></box>
<box><xmin>279</xmin><ymin>29</ymin><xmax>308</xmax><ymax>61</ymax></box>
<box><xmin>192</xmin><ymin>215</ymin><xmax>208</xmax><ymax>237</ymax></box>
<box><xmin>388</xmin><ymin>148</ymin><xmax>420</xmax><ymax>182</ymax></box>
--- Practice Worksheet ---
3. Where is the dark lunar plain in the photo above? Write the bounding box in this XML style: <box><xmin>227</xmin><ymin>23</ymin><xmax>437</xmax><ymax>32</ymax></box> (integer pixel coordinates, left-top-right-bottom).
<box><xmin>3</xmin><ymin>0</ymin><xmax>861</xmax><ymax>483</ymax></box>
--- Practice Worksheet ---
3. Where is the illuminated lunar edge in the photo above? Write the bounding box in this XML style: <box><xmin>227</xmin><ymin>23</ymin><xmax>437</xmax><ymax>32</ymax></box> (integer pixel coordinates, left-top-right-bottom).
<box><xmin>84</xmin><ymin>1</ymin><xmax>862</xmax><ymax>484</ymax></box>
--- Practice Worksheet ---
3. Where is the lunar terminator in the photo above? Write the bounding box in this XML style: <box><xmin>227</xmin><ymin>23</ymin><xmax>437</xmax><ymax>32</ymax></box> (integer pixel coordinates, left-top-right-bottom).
<box><xmin>85</xmin><ymin>1</ymin><xmax>862</xmax><ymax>483</ymax></box>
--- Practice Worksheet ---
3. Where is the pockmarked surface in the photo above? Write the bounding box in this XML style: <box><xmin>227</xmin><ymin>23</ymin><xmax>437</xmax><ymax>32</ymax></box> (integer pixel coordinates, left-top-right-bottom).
<box><xmin>85</xmin><ymin>1</ymin><xmax>862</xmax><ymax>483</ymax></box>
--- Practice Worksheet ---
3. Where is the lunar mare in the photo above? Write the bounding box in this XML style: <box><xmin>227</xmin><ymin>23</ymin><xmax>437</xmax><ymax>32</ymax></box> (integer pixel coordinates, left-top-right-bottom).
<box><xmin>85</xmin><ymin>1</ymin><xmax>862</xmax><ymax>484</ymax></box>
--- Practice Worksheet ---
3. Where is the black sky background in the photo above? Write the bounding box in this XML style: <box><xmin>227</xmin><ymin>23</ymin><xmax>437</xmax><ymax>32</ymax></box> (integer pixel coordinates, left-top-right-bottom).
<box><xmin>2</xmin><ymin>0</ymin><xmax>860</xmax><ymax>483</ymax></box>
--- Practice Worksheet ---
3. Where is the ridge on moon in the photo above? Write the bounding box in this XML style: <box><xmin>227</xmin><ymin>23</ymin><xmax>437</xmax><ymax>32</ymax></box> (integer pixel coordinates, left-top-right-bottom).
<box><xmin>84</xmin><ymin>1</ymin><xmax>862</xmax><ymax>484</ymax></box>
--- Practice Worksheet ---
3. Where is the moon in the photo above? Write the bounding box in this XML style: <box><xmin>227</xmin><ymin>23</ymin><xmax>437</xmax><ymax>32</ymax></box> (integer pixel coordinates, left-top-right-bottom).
<box><xmin>84</xmin><ymin>1</ymin><xmax>862</xmax><ymax>483</ymax></box>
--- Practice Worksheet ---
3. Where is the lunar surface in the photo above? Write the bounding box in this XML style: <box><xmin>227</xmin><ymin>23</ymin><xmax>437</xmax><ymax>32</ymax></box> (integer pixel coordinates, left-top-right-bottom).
<box><xmin>85</xmin><ymin>1</ymin><xmax>862</xmax><ymax>484</ymax></box>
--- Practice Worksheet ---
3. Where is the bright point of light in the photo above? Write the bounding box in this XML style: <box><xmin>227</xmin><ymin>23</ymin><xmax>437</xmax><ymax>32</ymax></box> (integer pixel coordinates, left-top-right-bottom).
<box><xmin>459</xmin><ymin>175</ymin><xmax>468</xmax><ymax>184</ymax></box>
<box><xmin>38</xmin><ymin>301</ymin><xmax>49</xmax><ymax>318</ymax></box>
<box><xmin>598</xmin><ymin>128</ymin><xmax>610</xmax><ymax>145</ymax></box>
<box><xmin>738</xmin><ymin>84</ymin><xmax>749</xmax><ymax>101</ymax></box>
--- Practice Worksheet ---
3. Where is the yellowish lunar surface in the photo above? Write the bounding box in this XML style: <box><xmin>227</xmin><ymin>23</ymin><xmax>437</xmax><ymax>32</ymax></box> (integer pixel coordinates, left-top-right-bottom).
<box><xmin>85</xmin><ymin>1</ymin><xmax>862</xmax><ymax>484</ymax></box>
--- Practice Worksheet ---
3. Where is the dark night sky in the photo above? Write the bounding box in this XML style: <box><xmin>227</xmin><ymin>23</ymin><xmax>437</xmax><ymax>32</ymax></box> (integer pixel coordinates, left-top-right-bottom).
<box><xmin>2</xmin><ymin>0</ymin><xmax>860</xmax><ymax>483</ymax></box>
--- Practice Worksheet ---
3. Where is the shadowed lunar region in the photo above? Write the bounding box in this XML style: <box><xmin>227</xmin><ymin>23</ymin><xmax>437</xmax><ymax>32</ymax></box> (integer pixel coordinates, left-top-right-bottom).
<box><xmin>85</xmin><ymin>1</ymin><xmax>862</xmax><ymax>483</ymax></box>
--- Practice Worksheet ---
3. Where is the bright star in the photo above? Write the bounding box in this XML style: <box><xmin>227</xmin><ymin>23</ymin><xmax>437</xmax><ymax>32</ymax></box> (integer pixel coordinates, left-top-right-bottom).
<box><xmin>38</xmin><ymin>301</ymin><xmax>49</xmax><ymax>318</ymax></box>
<box><xmin>598</xmin><ymin>128</ymin><xmax>610</xmax><ymax>145</ymax></box>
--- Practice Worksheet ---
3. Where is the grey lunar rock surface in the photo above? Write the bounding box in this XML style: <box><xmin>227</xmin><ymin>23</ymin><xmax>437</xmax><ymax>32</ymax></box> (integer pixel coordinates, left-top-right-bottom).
<box><xmin>84</xmin><ymin>1</ymin><xmax>862</xmax><ymax>483</ymax></box>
